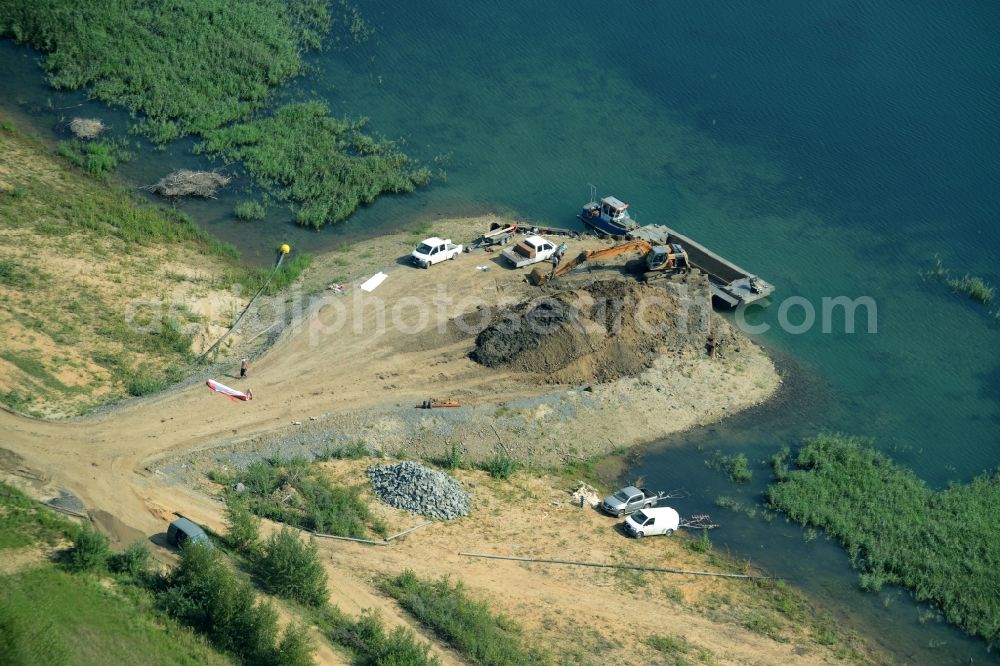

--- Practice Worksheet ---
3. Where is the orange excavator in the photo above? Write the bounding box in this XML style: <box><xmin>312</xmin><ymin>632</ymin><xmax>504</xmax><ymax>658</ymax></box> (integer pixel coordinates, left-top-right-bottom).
<box><xmin>529</xmin><ymin>239</ymin><xmax>689</xmax><ymax>286</ymax></box>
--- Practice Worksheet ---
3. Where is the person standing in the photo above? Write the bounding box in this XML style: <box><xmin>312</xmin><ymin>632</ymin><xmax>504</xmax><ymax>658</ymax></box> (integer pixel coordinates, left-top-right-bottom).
<box><xmin>240</xmin><ymin>357</ymin><xmax>249</xmax><ymax>379</ymax></box>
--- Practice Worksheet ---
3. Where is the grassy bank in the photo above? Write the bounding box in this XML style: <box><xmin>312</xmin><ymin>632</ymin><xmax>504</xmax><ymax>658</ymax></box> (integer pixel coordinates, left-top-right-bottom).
<box><xmin>0</xmin><ymin>482</ymin><xmax>234</xmax><ymax>665</ymax></box>
<box><xmin>0</xmin><ymin>120</ymin><xmax>307</xmax><ymax>416</ymax></box>
<box><xmin>767</xmin><ymin>434</ymin><xmax>1000</xmax><ymax>644</ymax></box>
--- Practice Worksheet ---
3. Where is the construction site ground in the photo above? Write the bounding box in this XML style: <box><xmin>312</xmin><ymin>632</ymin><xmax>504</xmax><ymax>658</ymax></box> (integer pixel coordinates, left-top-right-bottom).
<box><xmin>0</xmin><ymin>217</ymin><xmax>884</xmax><ymax>664</ymax></box>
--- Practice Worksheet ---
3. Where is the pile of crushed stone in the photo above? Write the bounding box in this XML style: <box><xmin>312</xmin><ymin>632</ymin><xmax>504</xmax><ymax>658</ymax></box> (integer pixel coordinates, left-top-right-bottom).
<box><xmin>472</xmin><ymin>278</ymin><xmax>738</xmax><ymax>383</ymax></box>
<box><xmin>367</xmin><ymin>461</ymin><xmax>471</xmax><ymax>520</ymax></box>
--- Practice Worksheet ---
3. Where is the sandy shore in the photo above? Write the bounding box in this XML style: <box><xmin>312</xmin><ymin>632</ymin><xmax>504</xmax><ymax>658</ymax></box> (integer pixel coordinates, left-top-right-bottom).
<box><xmin>145</xmin><ymin>215</ymin><xmax>779</xmax><ymax>482</ymax></box>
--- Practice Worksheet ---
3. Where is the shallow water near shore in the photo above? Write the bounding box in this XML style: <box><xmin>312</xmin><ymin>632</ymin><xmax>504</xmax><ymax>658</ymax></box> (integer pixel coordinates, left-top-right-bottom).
<box><xmin>2</xmin><ymin>0</ymin><xmax>999</xmax><ymax>659</ymax></box>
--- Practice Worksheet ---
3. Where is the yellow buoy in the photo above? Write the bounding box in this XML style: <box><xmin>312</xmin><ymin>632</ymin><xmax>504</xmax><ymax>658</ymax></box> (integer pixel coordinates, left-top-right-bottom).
<box><xmin>279</xmin><ymin>243</ymin><xmax>291</xmax><ymax>255</ymax></box>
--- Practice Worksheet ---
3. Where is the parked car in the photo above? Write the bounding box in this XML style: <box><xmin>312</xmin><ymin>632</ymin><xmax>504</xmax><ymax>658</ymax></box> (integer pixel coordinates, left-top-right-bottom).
<box><xmin>411</xmin><ymin>237</ymin><xmax>463</xmax><ymax>268</ymax></box>
<box><xmin>500</xmin><ymin>235</ymin><xmax>557</xmax><ymax>268</ymax></box>
<box><xmin>167</xmin><ymin>517</ymin><xmax>212</xmax><ymax>548</ymax></box>
<box><xmin>599</xmin><ymin>485</ymin><xmax>664</xmax><ymax>517</ymax></box>
<box><xmin>623</xmin><ymin>507</ymin><xmax>680</xmax><ymax>539</ymax></box>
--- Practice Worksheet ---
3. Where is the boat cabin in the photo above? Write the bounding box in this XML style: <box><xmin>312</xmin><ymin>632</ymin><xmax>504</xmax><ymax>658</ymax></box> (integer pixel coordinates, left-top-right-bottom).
<box><xmin>580</xmin><ymin>194</ymin><xmax>638</xmax><ymax>236</ymax></box>
<box><xmin>600</xmin><ymin>196</ymin><xmax>630</xmax><ymax>223</ymax></box>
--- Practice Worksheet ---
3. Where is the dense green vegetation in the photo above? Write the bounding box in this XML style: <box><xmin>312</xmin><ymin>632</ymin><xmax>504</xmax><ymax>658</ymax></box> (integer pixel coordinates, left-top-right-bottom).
<box><xmin>156</xmin><ymin>542</ymin><xmax>312</xmax><ymax>666</ymax></box>
<box><xmin>62</xmin><ymin>525</ymin><xmax>112</xmax><ymax>572</ymax></box>
<box><xmin>57</xmin><ymin>138</ymin><xmax>132</xmax><ymax>178</ymax></box>
<box><xmin>197</xmin><ymin>102</ymin><xmax>431</xmax><ymax>228</ymax></box>
<box><xmin>382</xmin><ymin>570</ymin><xmax>549</xmax><ymax>666</ymax></box>
<box><xmin>220</xmin><ymin>493</ymin><xmax>440</xmax><ymax>663</ymax></box>
<box><xmin>0</xmin><ymin>0</ymin><xmax>331</xmax><ymax>142</ymax></box>
<box><xmin>1</xmin><ymin>2</ymin><xmax>422</xmax><ymax>225</ymax></box>
<box><xmin>767</xmin><ymin>434</ymin><xmax>1000</xmax><ymax>643</ymax></box>
<box><xmin>254</xmin><ymin>528</ymin><xmax>329</xmax><ymax>607</ymax></box>
<box><xmin>214</xmin><ymin>457</ymin><xmax>386</xmax><ymax>538</ymax></box>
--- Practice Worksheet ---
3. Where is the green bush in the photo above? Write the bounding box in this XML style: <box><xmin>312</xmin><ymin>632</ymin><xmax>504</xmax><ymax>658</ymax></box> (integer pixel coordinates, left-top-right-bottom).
<box><xmin>276</xmin><ymin>623</ymin><xmax>315</xmax><ymax>666</ymax></box>
<box><xmin>254</xmin><ymin>528</ymin><xmax>328</xmax><ymax>607</ymax></box>
<box><xmin>224</xmin><ymin>494</ymin><xmax>261</xmax><ymax>554</ymax></box>
<box><xmin>265</xmin><ymin>253</ymin><xmax>313</xmax><ymax>294</ymax></box>
<box><xmin>323</xmin><ymin>608</ymin><xmax>438</xmax><ymax>666</ymax></box>
<box><xmin>219</xmin><ymin>458</ymin><xmax>385</xmax><ymax>538</ymax></box>
<box><xmin>646</xmin><ymin>633</ymin><xmax>690</xmax><ymax>660</ymax></box>
<box><xmin>318</xmin><ymin>440</ymin><xmax>370</xmax><ymax>460</ymax></box>
<box><xmin>767</xmin><ymin>433</ymin><xmax>1000</xmax><ymax>643</ymax></box>
<box><xmin>63</xmin><ymin>525</ymin><xmax>110</xmax><ymax>572</ymax></box>
<box><xmin>124</xmin><ymin>368</ymin><xmax>167</xmax><ymax>396</ymax></box>
<box><xmin>57</xmin><ymin>138</ymin><xmax>132</xmax><ymax>178</ymax></box>
<box><xmin>480</xmin><ymin>453</ymin><xmax>518</xmax><ymax>480</ymax></box>
<box><xmin>108</xmin><ymin>542</ymin><xmax>151</xmax><ymax>578</ymax></box>
<box><xmin>234</xmin><ymin>200</ymin><xmax>267</xmax><ymax>221</ymax></box>
<box><xmin>156</xmin><ymin>541</ymin><xmax>311</xmax><ymax>664</ymax></box>
<box><xmin>444</xmin><ymin>443</ymin><xmax>462</xmax><ymax>470</ymax></box>
<box><xmin>686</xmin><ymin>529</ymin><xmax>712</xmax><ymax>554</ymax></box>
<box><xmin>382</xmin><ymin>570</ymin><xmax>548</xmax><ymax>666</ymax></box>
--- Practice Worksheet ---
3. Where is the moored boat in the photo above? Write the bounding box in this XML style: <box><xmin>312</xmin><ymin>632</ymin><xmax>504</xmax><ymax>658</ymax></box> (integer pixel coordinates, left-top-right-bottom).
<box><xmin>579</xmin><ymin>194</ymin><xmax>639</xmax><ymax>237</ymax></box>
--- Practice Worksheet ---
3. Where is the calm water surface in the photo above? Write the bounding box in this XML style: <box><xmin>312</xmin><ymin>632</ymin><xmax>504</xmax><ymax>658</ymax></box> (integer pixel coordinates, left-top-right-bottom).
<box><xmin>2</xmin><ymin>1</ymin><xmax>998</xmax><ymax>660</ymax></box>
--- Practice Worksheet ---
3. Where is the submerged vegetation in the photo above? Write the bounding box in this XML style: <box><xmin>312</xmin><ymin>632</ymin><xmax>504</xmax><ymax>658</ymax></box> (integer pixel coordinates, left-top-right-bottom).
<box><xmin>196</xmin><ymin>102</ymin><xmax>431</xmax><ymax>228</ymax></box>
<box><xmin>923</xmin><ymin>255</ymin><xmax>996</xmax><ymax>308</ymax></box>
<box><xmin>706</xmin><ymin>451</ymin><xmax>753</xmax><ymax>483</ymax></box>
<box><xmin>767</xmin><ymin>433</ymin><xmax>1000</xmax><ymax>644</ymax></box>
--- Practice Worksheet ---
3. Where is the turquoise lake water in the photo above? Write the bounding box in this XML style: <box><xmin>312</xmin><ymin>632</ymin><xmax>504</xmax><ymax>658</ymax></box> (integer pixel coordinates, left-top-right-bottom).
<box><xmin>2</xmin><ymin>0</ymin><xmax>998</xmax><ymax>660</ymax></box>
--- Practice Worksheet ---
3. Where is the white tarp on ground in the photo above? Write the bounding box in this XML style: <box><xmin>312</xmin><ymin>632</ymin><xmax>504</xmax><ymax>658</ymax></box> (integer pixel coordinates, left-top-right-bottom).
<box><xmin>360</xmin><ymin>272</ymin><xmax>388</xmax><ymax>292</ymax></box>
<box><xmin>206</xmin><ymin>379</ymin><xmax>249</xmax><ymax>401</ymax></box>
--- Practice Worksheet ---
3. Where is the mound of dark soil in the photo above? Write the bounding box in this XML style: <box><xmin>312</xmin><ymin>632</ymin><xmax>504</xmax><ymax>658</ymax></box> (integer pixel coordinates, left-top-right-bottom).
<box><xmin>472</xmin><ymin>278</ymin><xmax>719</xmax><ymax>383</ymax></box>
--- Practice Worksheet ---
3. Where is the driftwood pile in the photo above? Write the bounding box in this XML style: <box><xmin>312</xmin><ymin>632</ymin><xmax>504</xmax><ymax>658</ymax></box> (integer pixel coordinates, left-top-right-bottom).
<box><xmin>145</xmin><ymin>170</ymin><xmax>232</xmax><ymax>198</ymax></box>
<box><xmin>68</xmin><ymin>117</ymin><xmax>106</xmax><ymax>139</ymax></box>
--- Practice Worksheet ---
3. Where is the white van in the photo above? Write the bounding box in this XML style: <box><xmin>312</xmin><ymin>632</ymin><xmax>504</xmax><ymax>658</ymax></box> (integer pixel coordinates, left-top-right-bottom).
<box><xmin>623</xmin><ymin>506</ymin><xmax>680</xmax><ymax>539</ymax></box>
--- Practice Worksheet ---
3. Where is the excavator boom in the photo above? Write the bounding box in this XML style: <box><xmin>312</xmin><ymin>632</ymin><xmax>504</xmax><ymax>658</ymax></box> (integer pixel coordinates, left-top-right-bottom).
<box><xmin>530</xmin><ymin>240</ymin><xmax>654</xmax><ymax>285</ymax></box>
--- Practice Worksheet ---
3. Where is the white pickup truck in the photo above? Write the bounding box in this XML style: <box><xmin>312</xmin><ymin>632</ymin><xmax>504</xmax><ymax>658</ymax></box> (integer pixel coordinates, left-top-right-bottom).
<box><xmin>411</xmin><ymin>237</ymin><xmax>463</xmax><ymax>268</ymax></box>
<box><xmin>501</xmin><ymin>235</ymin><xmax>558</xmax><ymax>268</ymax></box>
